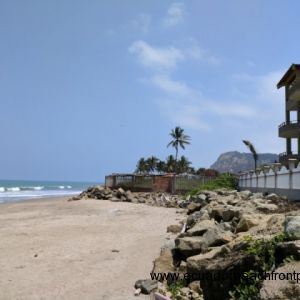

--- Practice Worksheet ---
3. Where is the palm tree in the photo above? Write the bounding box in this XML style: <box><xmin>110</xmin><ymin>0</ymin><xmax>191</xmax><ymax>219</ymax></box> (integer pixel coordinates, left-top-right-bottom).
<box><xmin>135</xmin><ymin>157</ymin><xmax>149</xmax><ymax>173</ymax></box>
<box><xmin>165</xmin><ymin>155</ymin><xmax>177</xmax><ymax>173</ymax></box>
<box><xmin>156</xmin><ymin>160</ymin><xmax>166</xmax><ymax>174</ymax></box>
<box><xmin>243</xmin><ymin>140</ymin><xmax>258</xmax><ymax>169</ymax></box>
<box><xmin>145</xmin><ymin>156</ymin><xmax>159</xmax><ymax>173</ymax></box>
<box><xmin>167</xmin><ymin>126</ymin><xmax>191</xmax><ymax>161</ymax></box>
<box><xmin>177</xmin><ymin>156</ymin><xmax>191</xmax><ymax>174</ymax></box>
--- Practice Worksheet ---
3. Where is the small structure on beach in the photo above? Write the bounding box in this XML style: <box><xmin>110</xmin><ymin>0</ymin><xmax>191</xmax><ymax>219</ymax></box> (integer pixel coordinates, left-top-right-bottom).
<box><xmin>105</xmin><ymin>173</ymin><xmax>215</xmax><ymax>194</ymax></box>
<box><xmin>278</xmin><ymin>64</ymin><xmax>300</xmax><ymax>165</ymax></box>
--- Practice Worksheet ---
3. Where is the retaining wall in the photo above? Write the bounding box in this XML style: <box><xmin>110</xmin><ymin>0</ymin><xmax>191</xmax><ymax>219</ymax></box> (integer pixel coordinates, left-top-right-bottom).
<box><xmin>238</xmin><ymin>160</ymin><xmax>300</xmax><ymax>201</ymax></box>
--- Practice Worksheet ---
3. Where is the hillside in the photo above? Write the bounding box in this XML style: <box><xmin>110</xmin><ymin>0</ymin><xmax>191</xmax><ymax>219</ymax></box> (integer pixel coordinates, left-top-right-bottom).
<box><xmin>210</xmin><ymin>151</ymin><xmax>278</xmax><ymax>173</ymax></box>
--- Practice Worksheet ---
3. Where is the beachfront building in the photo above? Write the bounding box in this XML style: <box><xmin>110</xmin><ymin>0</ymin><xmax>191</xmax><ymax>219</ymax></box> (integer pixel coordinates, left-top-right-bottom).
<box><xmin>278</xmin><ymin>64</ymin><xmax>300</xmax><ymax>165</ymax></box>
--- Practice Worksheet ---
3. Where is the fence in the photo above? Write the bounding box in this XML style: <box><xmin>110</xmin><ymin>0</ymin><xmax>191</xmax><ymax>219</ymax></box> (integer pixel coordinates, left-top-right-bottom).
<box><xmin>238</xmin><ymin>159</ymin><xmax>300</xmax><ymax>201</ymax></box>
<box><xmin>105</xmin><ymin>173</ymin><xmax>215</xmax><ymax>194</ymax></box>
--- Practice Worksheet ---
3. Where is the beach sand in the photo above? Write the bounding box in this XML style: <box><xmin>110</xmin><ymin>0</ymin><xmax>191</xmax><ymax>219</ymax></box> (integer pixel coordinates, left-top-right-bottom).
<box><xmin>0</xmin><ymin>197</ymin><xmax>183</xmax><ymax>300</ymax></box>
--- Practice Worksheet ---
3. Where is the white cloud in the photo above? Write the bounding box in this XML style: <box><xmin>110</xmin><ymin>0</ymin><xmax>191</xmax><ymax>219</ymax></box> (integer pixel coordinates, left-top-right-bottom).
<box><xmin>128</xmin><ymin>40</ymin><xmax>184</xmax><ymax>70</ymax></box>
<box><xmin>163</xmin><ymin>2</ymin><xmax>185</xmax><ymax>27</ymax></box>
<box><xmin>184</xmin><ymin>44</ymin><xmax>220</xmax><ymax>65</ymax></box>
<box><xmin>150</xmin><ymin>74</ymin><xmax>193</xmax><ymax>95</ymax></box>
<box><xmin>130</xmin><ymin>13</ymin><xmax>152</xmax><ymax>34</ymax></box>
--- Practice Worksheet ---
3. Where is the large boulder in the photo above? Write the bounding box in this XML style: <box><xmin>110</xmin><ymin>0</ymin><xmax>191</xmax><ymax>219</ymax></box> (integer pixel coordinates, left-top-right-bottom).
<box><xmin>202</xmin><ymin>227</ymin><xmax>233</xmax><ymax>248</ymax></box>
<box><xmin>152</xmin><ymin>249</ymin><xmax>174</xmax><ymax>276</ymax></box>
<box><xmin>235</xmin><ymin>214</ymin><xmax>258</xmax><ymax>233</ymax></box>
<box><xmin>260</xmin><ymin>261</ymin><xmax>300</xmax><ymax>300</ymax></box>
<box><xmin>186</xmin><ymin>220</ymin><xmax>216</xmax><ymax>237</ymax></box>
<box><xmin>187</xmin><ymin>202</ymin><xmax>202</xmax><ymax>214</ymax></box>
<box><xmin>175</xmin><ymin>236</ymin><xmax>204</xmax><ymax>258</ymax></box>
<box><xmin>187</xmin><ymin>251</ymin><xmax>261</xmax><ymax>300</ymax></box>
<box><xmin>285</xmin><ymin>216</ymin><xmax>300</xmax><ymax>240</ymax></box>
<box><xmin>186</xmin><ymin>245</ymin><xmax>230</xmax><ymax>272</ymax></box>
<box><xmin>186</xmin><ymin>210</ymin><xmax>210</xmax><ymax>228</ymax></box>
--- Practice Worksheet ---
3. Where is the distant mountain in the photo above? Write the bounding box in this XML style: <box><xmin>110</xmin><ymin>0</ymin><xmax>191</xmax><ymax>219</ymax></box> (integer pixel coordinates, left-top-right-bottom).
<box><xmin>210</xmin><ymin>151</ymin><xmax>279</xmax><ymax>174</ymax></box>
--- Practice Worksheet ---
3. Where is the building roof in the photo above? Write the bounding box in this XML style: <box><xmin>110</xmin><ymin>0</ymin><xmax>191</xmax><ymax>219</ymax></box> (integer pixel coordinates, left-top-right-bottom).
<box><xmin>277</xmin><ymin>64</ymin><xmax>300</xmax><ymax>89</ymax></box>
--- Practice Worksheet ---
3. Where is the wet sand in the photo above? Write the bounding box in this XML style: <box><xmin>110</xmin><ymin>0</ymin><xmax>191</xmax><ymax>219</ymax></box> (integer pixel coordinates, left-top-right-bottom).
<box><xmin>0</xmin><ymin>197</ymin><xmax>183</xmax><ymax>300</ymax></box>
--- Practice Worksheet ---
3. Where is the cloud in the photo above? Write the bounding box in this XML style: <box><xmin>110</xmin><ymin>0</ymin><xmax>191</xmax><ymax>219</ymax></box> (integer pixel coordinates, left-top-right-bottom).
<box><xmin>128</xmin><ymin>40</ymin><xmax>184</xmax><ymax>70</ymax></box>
<box><xmin>130</xmin><ymin>13</ymin><xmax>152</xmax><ymax>34</ymax></box>
<box><xmin>163</xmin><ymin>2</ymin><xmax>185</xmax><ymax>27</ymax></box>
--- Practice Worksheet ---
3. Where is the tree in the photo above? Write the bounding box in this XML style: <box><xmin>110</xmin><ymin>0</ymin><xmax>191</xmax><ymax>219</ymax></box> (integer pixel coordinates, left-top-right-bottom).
<box><xmin>135</xmin><ymin>157</ymin><xmax>149</xmax><ymax>173</ymax></box>
<box><xmin>145</xmin><ymin>156</ymin><xmax>158</xmax><ymax>173</ymax></box>
<box><xmin>165</xmin><ymin>155</ymin><xmax>177</xmax><ymax>173</ymax></box>
<box><xmin>156</xmin><ymin>160</ymin><xmax>166</xmax><ymax>174</ymax></box>
<box><xmin>243</xmin><ymin>140</ymin><xmax>258</xmax><ymax>169</ymax></box>
<box><xmin>177</xmin><ymin>156</ymin><xmax>191</xmax><ymax>174</ymax></box>
<box><xmin>167</xmin><ymin>126</ymin><xmax>191</xmax><ymax>161</ymax></box>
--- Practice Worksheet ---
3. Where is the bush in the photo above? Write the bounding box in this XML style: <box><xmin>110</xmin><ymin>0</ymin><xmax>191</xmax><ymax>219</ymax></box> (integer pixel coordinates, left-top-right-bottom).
<box><xmin>189</xmin><ymin>173</ymin><xmax>238</xmax><ymax>195</ymax></box>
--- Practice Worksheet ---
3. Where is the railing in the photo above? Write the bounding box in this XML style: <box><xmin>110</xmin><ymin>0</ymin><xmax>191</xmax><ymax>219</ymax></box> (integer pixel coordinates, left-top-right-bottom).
<box><xmin>278</xmin><ymin>120</ymin><xmax>299</xmax><ymax>129</ymax></box>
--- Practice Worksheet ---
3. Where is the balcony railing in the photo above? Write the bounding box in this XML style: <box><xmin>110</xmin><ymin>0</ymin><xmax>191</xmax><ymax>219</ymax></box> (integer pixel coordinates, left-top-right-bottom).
<box><xmin>278</xmin><ymin>120</ymin><xmax>300</xmax><ymax>138</ymax></box>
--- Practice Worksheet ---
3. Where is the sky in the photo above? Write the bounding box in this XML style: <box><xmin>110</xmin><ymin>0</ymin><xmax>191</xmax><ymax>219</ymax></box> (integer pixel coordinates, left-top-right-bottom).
<box><xmin>0</xmin><ymin>0</ymin><xmax>300</xmax><ymax>182</ymax></box>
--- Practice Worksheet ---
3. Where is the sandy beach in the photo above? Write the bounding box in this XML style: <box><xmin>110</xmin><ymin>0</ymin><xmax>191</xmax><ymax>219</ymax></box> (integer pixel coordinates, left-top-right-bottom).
<box><xmin>0</xmin><ymin>197</ymin><xmax>183</xmax><ymax>300</ymax></box>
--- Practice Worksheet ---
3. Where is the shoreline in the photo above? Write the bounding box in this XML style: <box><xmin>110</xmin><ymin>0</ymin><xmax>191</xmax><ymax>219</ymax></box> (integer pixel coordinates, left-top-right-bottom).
<box><xmin>0</xmin><ymin>196</ymin><xmax>183</xmax><ymax>300</ymax></box>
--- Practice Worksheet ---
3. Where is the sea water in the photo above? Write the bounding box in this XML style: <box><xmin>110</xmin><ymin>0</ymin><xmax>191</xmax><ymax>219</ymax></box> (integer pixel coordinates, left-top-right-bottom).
<box><xmin>0</xmin><ymin>179</ymin><xmax>100</xmax><ymax>203</ymax></box>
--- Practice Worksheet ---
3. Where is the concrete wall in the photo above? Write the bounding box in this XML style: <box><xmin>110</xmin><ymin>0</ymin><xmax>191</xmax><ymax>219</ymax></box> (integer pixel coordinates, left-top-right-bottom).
<box><xmin>239</xmin><ymin>160</ymin><xmax>300</xmax><ymax>201</ymax></box>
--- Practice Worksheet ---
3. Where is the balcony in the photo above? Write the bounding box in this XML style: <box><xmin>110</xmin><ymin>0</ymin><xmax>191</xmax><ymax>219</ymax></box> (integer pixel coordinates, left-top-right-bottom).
<box><xmin>278</xmin><ymin>121</ymin><xmax>300</xmax><ymax>138</ymax></box>
<box><xmin>279</xmin><ymin>151</ymin><xmax>300</xmax><ymax>165</ymax></box>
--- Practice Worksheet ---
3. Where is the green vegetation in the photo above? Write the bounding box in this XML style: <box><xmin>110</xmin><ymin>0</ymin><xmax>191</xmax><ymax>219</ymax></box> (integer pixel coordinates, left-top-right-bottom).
<box><xmin>167</xmin><ymin>126</ymin><xmax>191</xmax><ymax>161</ymax></box>
<box><xmin>167</xmin><ymin>280</ymin><xmax>185</xmax><ymax>299</ymax></box>
<box><xmin>229</xmin><ymin>233</ymin><xmax>289</xmax><ymax>300</ymax></box>
<box><xmin>242</xmin><ymin>140</ymin><xmax>258</xmax><ymax>170</ymax></box>
<box><xmin>189</xmin><ymin>173</ymin><xmax>237</xmax><ymax>195</ymax></box>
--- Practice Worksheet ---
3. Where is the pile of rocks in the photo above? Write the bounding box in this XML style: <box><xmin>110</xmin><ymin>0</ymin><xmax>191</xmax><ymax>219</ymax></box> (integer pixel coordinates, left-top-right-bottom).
<box><xmin>136</xmin><ymin>189</ymin><xmax>300</xmax><ymax>300</ymax></box>
<box><xmin>69</xmin><ymin>185</ymin><xmax>182</xmax><ymax>208</ymax></box>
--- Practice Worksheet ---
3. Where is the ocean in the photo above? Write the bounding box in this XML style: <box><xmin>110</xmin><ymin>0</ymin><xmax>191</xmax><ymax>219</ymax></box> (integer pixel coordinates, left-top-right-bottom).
<box><xmin>0</xmin><ymin>179</ymin><xmax>100</xmax><ymax>203</ymax></box>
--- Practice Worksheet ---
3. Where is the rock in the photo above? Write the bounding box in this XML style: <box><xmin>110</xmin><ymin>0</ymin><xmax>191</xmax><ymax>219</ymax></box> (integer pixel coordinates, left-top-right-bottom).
<box><xmin>178</xmin><ymin>200</ymin><xmax>190</xmax><ymax>208</ymax></box>
<box><xmin>188</xmin><ymin>281</ymin><xmax>202</xmax><ymax>294</ymax></box>
<box><xmin>285</xmin><ymin>216</ymin><xmax>300</xmax><ymax>240</ymax></box>
<box><xmin>260</xmin><ymin>261</ymin><xmax>300</xmax><ymax>300</ymax></box>
<box><xmin>187</xmin><ymin>202</ymin><xmax>202</xmax><ymax>214</ymax></box>
<box><xmin>186</xmin><ymin>220</ymin><xmax>216</xmax><ymax>237</ymax></box>
<box><xmin>265</xmin><ymin>193</ymin><xmax>280</xmax><ymax>202</ymax></box>
<box><xmin>222</xmin><ymin>207</ymin><xmax>240</xmax><ymax>222</ymax></box>
<box><xmin>187</xmin><ymin>251</ymin><xmax>261</xmax><ymax>300</ymax></box>
<box><xmin>178</xmin><ymin>260</ymin><xmax>187</xmax><ymax>274</ymax></box>
<box><xmin>235</xmin><ymin>214</ymin><xmax>258</xmax><ymax>233</ymax></box>
<box><xmin>186</xmin><ymin>210</ymin><xmax>210</xmax><ymax>228</ymax></box>
<box><xmin>239</xmin><ymin>190</ymin><xmax>252</xmax><ymax>200</ymax></box>
<box><xmin>202</xmin><ymin>227</ymin><xmax>233</xmax><ymax>248</ymax></box>
<box><xmin>152</xmin><ymin>249</ymin><xmax>174</xmax><ymax>276</ymax></box>
<box><xmin>167</xmin><ymin>224</ymin><xmax>182</xmax><ymax>234</ymax></box>
<box><xmin>186</xmin><ymin>245</ymin><xmax>230</xmax><ymax>272</ymax></box>
<box><xmin>161</xmin><ymin>239</ymin><xmax>176</xmax><ymax>251</ymax></box>
<box><xmin>175</xmin><ymin>236</ymin><xmax>203</xmax><ymax>258</ymax></box>
<box><xmin>253</xmin><ymin>199</ymin><xmax>278</xmax><ymax>212</ymax></box>
<box><xmin>134</xmin><ymin>279</ymin><xmax>158</xmax><ymax>295</ymax></box>
<box><xmin>134</xmin><ymin>288</ymin><xmax>141</xmax><ymax>296</ymax></box>
<box><xmin>191</xmin><ymin>194</ymin><xmax>207</xmax><ymax>203</ymax></box>
<box><xmin>275</xmin><ymin>240</ymin><xmax>300</xmax><ymax>262</ymax></box>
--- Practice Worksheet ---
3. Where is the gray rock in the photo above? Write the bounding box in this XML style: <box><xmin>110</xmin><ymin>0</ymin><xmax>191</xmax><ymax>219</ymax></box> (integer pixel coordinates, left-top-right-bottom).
<box><xmin>186</xmin><ymin>210</ymin><xmax>210</xmax><ymax>228</ymax></box>
<box><xmin>239</xmin><ymin>190</ymin><xmax>252</xmax><ymax>200</ymax></box>
<box><xmin>285</xmin><ymin>216</ymin><xmax>300</xmax><ymax>240</ymax></box>
<box><xmin>260</xmin><ymin>261</ymin><xmax>300</xmax><ymax>300</ymax></box>
<box><xmin>167</xmin><ymin>224</ymin><xmax>182</xmax><ymax>234</ymax></box>
<box><xmin>202</xmin><ymin>227</ymin><xmax>233</xmax><ymax>248</ymax></box>
<box><xmin>175</xmin><ymin>236</ymin><xmax>203</xmax><ymax>258</ymax></box>
<box><xmin>187</xmin><ymin>202</ymin><xmax>202</xmax><ymax>214</ymax></box>
<box><xmin>235</xmin><ymin>214</ymin><xmax>258</xmax><ymax>233</ymax></box>
<box><xmin>186</xmin><ymin>220</ymin><xmax>216</xmax><ymax>237</ymax></box>
<box><xmin>134</xmin><ymin>279</ymin><xmax>158</xmax><ymax>294</ymax></box>
<box><xmin>265</xmin><ymin>193</ymin><xmax>280</xmax><ymax>202</ymax></box>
